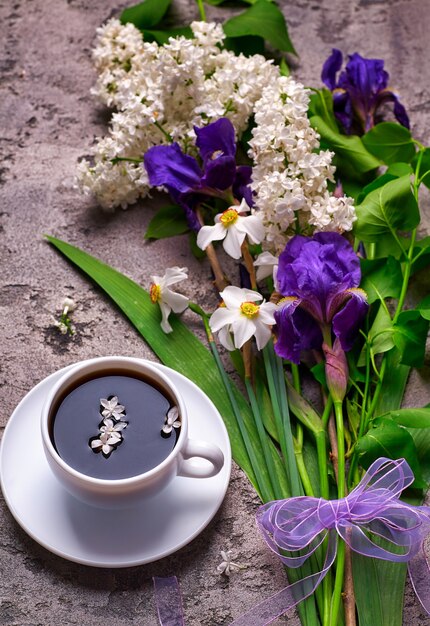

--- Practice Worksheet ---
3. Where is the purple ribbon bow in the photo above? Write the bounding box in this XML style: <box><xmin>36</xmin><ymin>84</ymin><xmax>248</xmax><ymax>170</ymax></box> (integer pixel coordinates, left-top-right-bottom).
<box><xmin>230</xmin><ymin>457</ymin><xmax>430</xmax><ymax>625</ymax></box>
<box><xmin>154</xmin><ymin>458</ymin><xmax>430</xmax><ymax>626</ymax></box>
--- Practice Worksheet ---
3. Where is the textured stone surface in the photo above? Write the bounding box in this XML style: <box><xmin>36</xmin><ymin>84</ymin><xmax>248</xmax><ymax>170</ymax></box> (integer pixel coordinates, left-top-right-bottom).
<box><xmin>0</xmin><ymin>0</ymin><xmax>429</xmax><ymax>624</ymax></box>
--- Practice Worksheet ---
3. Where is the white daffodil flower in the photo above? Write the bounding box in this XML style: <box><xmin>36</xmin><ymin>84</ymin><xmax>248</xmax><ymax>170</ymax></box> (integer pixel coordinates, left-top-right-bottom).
<box><xmin>91</xmin><ymin>432</ymin><xmax>120</xmax><ymax>455</ymax></box>
<box><xmin>100</xmin><ymin>396</ymin><xmax>126</xmax><ymax>421</ymax></box>
<box><xmin>100</xmin><ymin>418</ymin><xmax>127</xmax><ymax>441</ymax></box>
<box><xmin>210</xmin><ymin>286</ymin><xmax>276</xmax><ymax>351</ymax></box>
<box><xmin>149</xmin><ymin>267</ymin><xmax>189</xmax><ymax>333</ymax></box>
<box><xmin>216</xmin><ymin>550</ymin><xmax>244</xmax><ymax>576</ymax></box>
<box><xmin>162</xmin><ymin>406</ymin><xmax>181</xmax><ymax>434</ymax></box>
<box><xmin>196</xmin><ymin>198</ymin><xmax>265</xmax><ymax>260</ymax></box>
<box><xmin>253</xmin><ymin>251</ymin><xmax>279</xmax><ymax>285</ymax></box>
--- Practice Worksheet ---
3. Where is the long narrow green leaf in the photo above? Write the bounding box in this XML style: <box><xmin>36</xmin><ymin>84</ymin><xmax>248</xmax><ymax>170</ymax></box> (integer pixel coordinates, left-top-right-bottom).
<box><xmin>46</xmin><ymin>236</ymin><xmax>289</xmax><ymax>498</ymax></box>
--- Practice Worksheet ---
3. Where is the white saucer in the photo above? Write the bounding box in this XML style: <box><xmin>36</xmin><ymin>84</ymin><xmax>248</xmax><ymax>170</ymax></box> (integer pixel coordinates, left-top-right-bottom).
<box><xmin>0</xmin><ymin>361</ymin><xmax>231</xmax><ymax>568</ymax></box>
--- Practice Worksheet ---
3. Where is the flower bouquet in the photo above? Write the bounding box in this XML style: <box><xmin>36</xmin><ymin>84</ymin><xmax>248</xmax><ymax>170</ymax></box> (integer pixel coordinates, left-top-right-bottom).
<box><xmin>47</xmin><ymin>1</ymin><xmax>430</xmax><ymax>624</ymax></box>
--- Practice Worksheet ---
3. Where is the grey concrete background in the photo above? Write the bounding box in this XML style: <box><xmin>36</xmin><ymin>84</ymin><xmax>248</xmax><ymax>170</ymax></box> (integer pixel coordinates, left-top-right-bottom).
<box><xmin>1</xmin><ymin>0</ymin><xmax>430</xmax><ymax>624</ymax></box>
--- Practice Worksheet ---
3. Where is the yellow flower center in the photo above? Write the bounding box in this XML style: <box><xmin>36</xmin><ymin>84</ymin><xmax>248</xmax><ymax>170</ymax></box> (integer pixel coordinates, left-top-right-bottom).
<box><xmin>220</xmin><ymin>208</ymin><xmax>239</xmax><ymax>227</ymax></box>
<box><xmin>240</xmin><ymin>301</ymin><xmax>260</xmax><ymax>318</ymax></box>
<box><xmin>149</xmin><ymin>283</ymin><xmax>161</xmax><ymax>303</ymax></box>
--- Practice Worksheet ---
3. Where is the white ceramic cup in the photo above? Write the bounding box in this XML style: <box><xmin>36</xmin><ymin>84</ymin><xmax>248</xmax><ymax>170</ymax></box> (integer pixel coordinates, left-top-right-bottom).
<box><xmin>41</xmin><ymin>356</ymin><xmax>225</xmax><ymax>508</ymax></box>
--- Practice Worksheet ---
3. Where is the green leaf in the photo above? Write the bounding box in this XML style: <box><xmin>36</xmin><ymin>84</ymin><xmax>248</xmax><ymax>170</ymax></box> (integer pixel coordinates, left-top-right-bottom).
<box><xmin>120</xmin><ymin>0</ymin><xmax>171</xmax><ymax>30</ymax></box>
<box><xmin>381</xmin><ymin>407</ymin><xmax>430</xmax><ymax>429</ymax></box>
<box><xmin>418</xmin><ymin>294</ymin><xmax>430</xmax><ymax>320</ymax></box>
<box><xmin>355</xmin><ymin>418</ymin><xmax>424</xmax><ymax>487</ymax></box>
<box><xmin>362</xmin><ymin>122</ymin><xmax>416</xmax><ymax>165</ymax></box>
<box><xmin>364</xmin><ymin>305</ymin><xmax>394</xmax><ymax>363</ymax></box>
<box><xmin>279</xmin><ymin>57</ymin><xmax>290</xmax><ymax>77</ymax></box>
<box><xmin>142</xmin><ymin>26</ymin><xmax>193</xmax><ymax>44</ymax></box>
<box><xmin>354</xmin><ymin>175</ymin><xmax>419</xmax><ymax>242</ymax></box>
<box><xmin>310</xmin><ymin>362</ymin><xmax>327</xmax><ymax>389</ymax></box>
<box><xmin>45</xmin><ymin>235</ymin><xmax>289</xmax><ymax>499</ymax></box>
<box><xmin>409</xmin><ymin>427</ymin><xmax>430</xmax><ymax>484</ymax></box>
<box><xmin>353</xmin><ymin>552</ymin><xmax>406</xmax><ymax>626</ymax></box>
<box><xmin>412</xmin><ymin>147</ymin><xmax>430</xmax><ymax>188</ymax></box>
<box><xmin>308</xmin><ymin>89</ymin><xmax>338</xmax><ymax>132</ymax></box>
<box><xmin>392</xmin><ymin>310</ymin><xmax>429</xmax><ymax>367</ymax></box>
<box><xmin>144</xmin><ymin>205</ymin><xmax>190</xmax><ymax>240</ymax></box>
<box><xmin>411</xmin><ymin>236</ymin><xmax>430</xmax><ymax>274</ymax></box>
<box><xmin>223</xmin><ymin>35</ymin><xmax>265</xmax><ymax>56</ymax></box>
<box><xmin>360</xmin><ymin>256</ymin><xmax>403</xmax><ymax>304</ymax></box>
<box><xmin>223</xmin><ymin>0</ymin><xmax>296</xmax><ymax>54</ymax></box>
<box><xmin>310</xmin><ymin>116</ymin><xmax>381</xmax><ymax>178</ymax></box>
<box><xmin>356</xmin><ymin>163</ymin><xmax>412</xmax><ymax>204</ymax></box>
<box><xmin>373</xmin><ymin>347</ymin><xmax>410</xmax><ymax>416</ymax></box>
<box><xmin>346</xmin><ymin>399</ymin><xmax>360</xmax><ymax>440</ymax></box>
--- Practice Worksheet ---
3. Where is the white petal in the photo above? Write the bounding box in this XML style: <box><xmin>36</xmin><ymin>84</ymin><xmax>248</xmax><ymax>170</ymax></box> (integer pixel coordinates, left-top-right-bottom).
<box><xmin>222</xmin><ymin>227</ymin><xmax>245</xmax><ymax>259</ymax></box>
<box><xmin>163</xmin><ymin>289</ymin><xmax>189</xmax><ymax>313</ymax></box>
<box><xmin>258</xmin><ymin>302</ymin><xmax>277</xmax><ymax>325</ymax></box>
<box><xmin>102</xmin><ymin>444</ymin><xmax>113</xmax><ymax>454</ymax></box>
<box><xmin>102</xmin><ymin>418</ymin><xmax>114</xmax><ymax>429</ymax></box>
<box><xmin>219</xmin><ymin>286</ymin><xmax>247</xmax><ymax>308</ymax></box>
<box><xmin>114</xmin><ymin>421</ymin><xmax>127</xmax><ymax>431</ymax></box>
<box><xmin>237</xmin><ymin>198</ymin><xmax>250</xmax><ymax>215</ymax></box>
<box><xmin>218</xmin><ymin>325</ymin><xmax>235</xmax><ymax>351</ymax></box>
<box><xmin>232</xmin><ymin>318</ymin><xmax>255</xmax><ymax>349</ymax></box>
<box><xmin>167</xmin><ymin>406</ymin><xmax>179</xmax><ymax>420</ymax></box>
<box><xmin>173</xmin><ymin>420</ymin><xmax>181</xmax><ymax>429</ymax></box>
<box><xmin>254</xmin><ymin>323</ymin><xmax>272</xmax><ymax>350</ymax></box>
<box><xmin>221</xmin><ymin>286</ymin><xmax>262</xmax><ymax>309</ymax></box>
<box><xmin>196</xmin><ymin>223</ymin><xmax>226</xmax><ymax>251</ymax></box>
<box><xmin>100</xmin><ymin>398</ymin><xmax>110</xmax><ymax>409</ymax></box>
<box><xmin>254</xmin><ymin>252</ymin><xmax>279</xmax><ymax>282</ymax></box>
<box><xmin>162</xmin><ymin>266</ymin><xmax>188</xmax><ymax>287</ymax></box>
<box><xmin>162</xmin><ymin>424</ymin><xmax>173</xmax><ymax>434</ymax></box>
<box><xmin>217</xmin><ymin>562</ymin><xmax>227</xmax><ymax>574</ymax></box>
<box><xmin>159</xmin><ymin>301</ymin><xmax>173</xmax><ymax>334</ymax></box>
<box><xmin>235</xmin><ymin>215</ymin><xmax>265</xmax><ymax>244</ymax></box>
<box><xmin>209</xmin><ymin>307</ymin><xmax>240</xmax><ymax>333</ymax></box>
<box><xmin>91</xmin><ymin>439</ymin><xmax>102</xmax><ymax>449</ymax></box>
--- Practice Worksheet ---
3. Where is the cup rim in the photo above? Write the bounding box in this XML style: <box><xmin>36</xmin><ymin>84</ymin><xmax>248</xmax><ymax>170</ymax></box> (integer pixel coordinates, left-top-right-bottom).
<box><xmin>41</xmin><ymin>356</ymin><xmax>188</xmax><ymax>487</ymax></box>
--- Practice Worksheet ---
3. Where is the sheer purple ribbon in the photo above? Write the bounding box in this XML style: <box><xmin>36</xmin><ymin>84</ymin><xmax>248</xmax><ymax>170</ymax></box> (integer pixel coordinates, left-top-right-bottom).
<box><xmin>154</xmin><ymin>458</ymin><xmax>430</xmax><ymax>626</ymax></box>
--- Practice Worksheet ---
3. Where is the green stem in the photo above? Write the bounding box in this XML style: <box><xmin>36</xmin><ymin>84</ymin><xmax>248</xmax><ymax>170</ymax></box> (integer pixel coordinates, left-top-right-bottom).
<box><xmin>154</xmin><ymin>120</ymin><xmax>173</xmax><ymax>142</ymax></box>
<box><xmin>329</xmin><ymin>401</ymin><xmax>346</xmax><ymax>626</ymax></box>
<box><xmin>245</xmin><ymin>378</ymin><xmax>284</xmax><ymax>500</ymax></box>
<box><xmin>322</xmin><ymin>395</ymin><xmax>333</xmax><ymax>428</ymax></box>
<box><xmin>291</xmin><ymin>363</ymin><xmax>301</xmax><ymax>392</ymax></box>
<box><xmin>294</xmin><ymin>434</ymin><xmax>314</xmax><ymax>497</ymax></box>
<box><xmin>110</xmin><ymin>156</ymin><xmax>142</xmax><ymax>164</ymax></box>
<box><xmin>316</xmin><ymin>432</ymin><xmax>329</xmax><ymax>500</ymax></box>
<box><xmin>330</xmin><ymin>538</ymin><xmax>345</xmax><ymax>626</ymax></box>
<box><xmin>196</xmin><ymin>0</ymin><xmax>206</xmax><ymax>21</ymax></box>
<box><xmin>189</xmin><ymin>303</ymin><xmax>273</xmax><ymax>501</ymax></box>
<box><xmin>334</xmin><ymin>401</ymin><xmax>345</xmax><ymax>498</ymax></box>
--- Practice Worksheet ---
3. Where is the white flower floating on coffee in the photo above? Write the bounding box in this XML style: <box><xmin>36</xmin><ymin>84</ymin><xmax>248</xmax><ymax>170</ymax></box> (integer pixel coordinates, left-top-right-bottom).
<box><xmin>90</xmin><ymin>396</ymin><xmax>128</xmax><ymax>457</ymax></box>
<box><xmin>100</xmin><ymin>396</ymin><xmax>126</xmax><ymax>421</ymax></box>
<box><xmin>161</xmin><ymin>406</ymin><xmax>181</xmax><ymax>436</ymax></box>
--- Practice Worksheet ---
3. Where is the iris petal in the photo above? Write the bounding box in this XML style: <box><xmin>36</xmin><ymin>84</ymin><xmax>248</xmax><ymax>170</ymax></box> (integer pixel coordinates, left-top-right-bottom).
<box><xmin>194</xmin><ymin>118</ymin><xmax>236</xmax><ymax>162</ymax></box>
<box><xmin>332</xmin><ymin>288</ymin><xmax>368</xmax><ymax>351</ymax></box>
<box><xmin>321</xmin><ymin>48</ymin><xmax>343</xmax><ymax>91</ymax></box>
<box><xmin>201</xmin><ymin>155</ymin><xmax>237</xmax><ymax>190</ymax></box>
<box><xmin>144</xmin><ymin>143</ymin><xmax>202</xmax><ymax>193</ymax></box>
<box><xmin>274</xmin><ymin>299</ymin><xmax>322</xmax><ymax>364</ymax></box>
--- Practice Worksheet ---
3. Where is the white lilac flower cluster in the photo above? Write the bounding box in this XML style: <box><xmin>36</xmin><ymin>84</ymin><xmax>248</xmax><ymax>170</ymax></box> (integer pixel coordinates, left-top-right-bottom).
<box><xmin>90</xmin><ymin>396</ymin><xmax>128</xmax><ymax>456</ymax></box>
<box><xmin>249</xmin><ymin>76</ymin><xmax>356</xmax><ymax>254</ymax></box>
<box><xmin>77</xmin><ymin>19</ymin><xmax>278</xmax><ymax>210</ymax></box>
<box><xmin>78</xmin><ymin>19</ymin><xmax>355</xmax><ymax>251</ymax></box>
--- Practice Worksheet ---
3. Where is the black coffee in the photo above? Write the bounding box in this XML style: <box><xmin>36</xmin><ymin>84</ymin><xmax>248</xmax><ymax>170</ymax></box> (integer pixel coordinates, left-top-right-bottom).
<box><xmin>51</xmin><ymin>370</ymin><xmax>180</xmax><ymax>480</ymax></box>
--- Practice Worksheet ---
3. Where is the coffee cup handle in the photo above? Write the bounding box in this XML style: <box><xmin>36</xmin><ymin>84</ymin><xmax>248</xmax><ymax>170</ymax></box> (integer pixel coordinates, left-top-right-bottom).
<box><xmin>178</xmin><ymin>439</ymin><xmax>224</xmax><ymax>479</ymax></box>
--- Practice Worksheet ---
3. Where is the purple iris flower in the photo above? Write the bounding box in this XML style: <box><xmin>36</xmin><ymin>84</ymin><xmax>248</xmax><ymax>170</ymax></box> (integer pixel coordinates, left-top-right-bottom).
<box><xmin>274</xmin><ymin>232</ymin><xmax>368</xmax><ymax>364</ymax></box>
<box><xmin>143</xmin><ymin>118</ymin><xmax>253</xmax><ymax>231</ymax></box>
<box><xmin>322</xmin><ymin>49</ymin><xmax>410</xmax><ymax>134</ymax></box>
